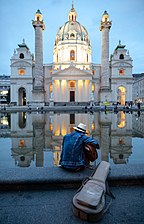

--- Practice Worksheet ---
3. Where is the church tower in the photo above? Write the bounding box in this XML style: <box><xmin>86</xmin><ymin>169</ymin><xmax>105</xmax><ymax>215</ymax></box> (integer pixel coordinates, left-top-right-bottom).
<box><xmin>110</xmin><ymin>41</ymin><xmax>133</xmax><ymax>105</ymax></box>
<box><xmin>32</xmin><ymin>10</ymin><xmax>45</xmax><ymax>105</ymax></box>
<box><xmin>100</xmin><ymin>11</ymin><xmax>112</xmax><ymax>103</ymax></box>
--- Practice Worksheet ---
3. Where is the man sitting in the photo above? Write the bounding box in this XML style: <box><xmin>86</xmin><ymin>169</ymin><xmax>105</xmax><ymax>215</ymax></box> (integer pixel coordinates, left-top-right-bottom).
<box><xmin>59</xmin><ymin>123</ymin><xmax>99</xmax><ymax>171</ymax></box>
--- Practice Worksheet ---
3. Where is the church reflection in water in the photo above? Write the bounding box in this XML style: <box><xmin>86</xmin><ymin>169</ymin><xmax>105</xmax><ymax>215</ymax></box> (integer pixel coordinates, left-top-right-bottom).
<box><xmin>1</xmin><ymin>110</ymin><xmax>142</xmax><ymax>167</ymax></box>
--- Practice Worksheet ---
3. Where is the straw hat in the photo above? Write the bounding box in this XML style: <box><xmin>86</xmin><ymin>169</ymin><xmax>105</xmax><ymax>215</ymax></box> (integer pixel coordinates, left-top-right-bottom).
<box><xmin>74</xmin><ymin>123</ymin><xmax>88</xmax><ymax>134</ymax></box>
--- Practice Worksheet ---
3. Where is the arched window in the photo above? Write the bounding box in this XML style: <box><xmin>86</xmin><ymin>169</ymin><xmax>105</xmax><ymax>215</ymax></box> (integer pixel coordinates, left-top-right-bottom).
<box><xmin>18</xmin><ymin>112</ymin><xmax>26</xmax><ymax>128</ymax></box>
<box><xmin>57</xmin><ymin>53</ymin><xmax>58</xmax><ymax>62</ymax></box>
<box><xmin>56</xmin><ymin>37</ymin><xmax>59</xmax><ymax>44</ymax></box>
<box><xmin>87</xmin><ymin>54</ymin><xmax>88</xmax><ymax>63</ymax></box>
<box><xmin>70</xmin><ymin>33</ymin><xmax>75</xmax><ymax>38</ymax></box>
<box><xmin>117</xmin><ymin>112</ymin><xmax>126</xmax><ymax>128</ymax></box>
<box><xmin>117</xmin><ymin>86</ymin><xmax>126</xmax><ymax>106</ymax></box>
<box><xmin>70</xmin><ymin>50</ymin><xmax>75</xmax><ymax>60</ymax></box>
<box><xmin>49</xmin><ymin>84</ymin><xmax>53</xmax><ymax>93</ymax></box>
<box><xmin>86</xmin><ymin>37</ymin><xmax>89</xmax><ymax>43</ymax></box>
<box><xmin>92</xmin><ymin>84</ymin><xmax>95</xmax><ymax>92</ymax></box>
<box><xmin>19</xmin><ymin>53</ymin><xmax>24</xmax><ymax>59</ymax></box>
<box><xmin>18</xmin><ymin>88</ymin><xmax>26</xmax><ymax>106</ymax></box>
<box><xmin>119</xmin><ymin>54</ymin><xmax>124</xmax><ymax>59</ymax></box>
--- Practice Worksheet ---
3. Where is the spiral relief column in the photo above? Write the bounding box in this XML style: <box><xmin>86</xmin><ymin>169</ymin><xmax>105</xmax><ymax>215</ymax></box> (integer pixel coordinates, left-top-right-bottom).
<box><xmin>100</xmin><ymin>11</ymin><xmax>112</xmax><ymax>103</ymax></box>
<box><xmin>32</xmin><ymin>10</ymin><xmax>45</xmax><ymax>105</ymax></box>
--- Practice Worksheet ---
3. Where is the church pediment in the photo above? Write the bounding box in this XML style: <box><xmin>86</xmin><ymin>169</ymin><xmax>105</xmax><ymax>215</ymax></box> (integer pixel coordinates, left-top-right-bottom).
<box><xmin>52</xmin><ymin>66</ymin><xmax>92</xmax><ymax>78</ymax></box>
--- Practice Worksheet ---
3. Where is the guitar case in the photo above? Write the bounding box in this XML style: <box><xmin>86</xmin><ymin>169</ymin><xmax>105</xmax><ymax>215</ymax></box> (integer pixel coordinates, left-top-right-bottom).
<box><xmin>72</xmin><ymin>161</ymin><xmax>111</xmax><ymax>222</ymax></box>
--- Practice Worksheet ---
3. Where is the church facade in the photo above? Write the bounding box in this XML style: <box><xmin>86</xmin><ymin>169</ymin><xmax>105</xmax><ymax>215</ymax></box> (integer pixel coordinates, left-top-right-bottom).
<box><xmin>10</xmin><ymin>4</ymin><xmax>133</xmax><ymax>106</ymax></box>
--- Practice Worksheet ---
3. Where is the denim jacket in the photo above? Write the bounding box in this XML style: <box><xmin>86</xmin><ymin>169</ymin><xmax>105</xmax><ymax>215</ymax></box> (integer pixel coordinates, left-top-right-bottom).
<box><xmin>59</xmin><ymin>131</ymin><xmax>99</xmax><ymax>169</ymax></box>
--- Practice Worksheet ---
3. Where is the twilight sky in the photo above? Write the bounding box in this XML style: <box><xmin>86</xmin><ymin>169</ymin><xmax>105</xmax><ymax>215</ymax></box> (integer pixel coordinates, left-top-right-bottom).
<box><xmin>0</xmin><ymin>0</ymin><xmax>144</xmax><ymax>75</ymax></box>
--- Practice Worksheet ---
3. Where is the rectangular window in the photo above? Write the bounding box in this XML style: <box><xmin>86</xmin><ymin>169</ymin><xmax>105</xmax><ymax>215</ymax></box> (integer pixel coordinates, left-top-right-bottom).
<box><xmin>119</xmin><ymin>69</ymin><xmax>124</xmax><ymax>75</ymax></box>
<box><xmin>19</xmin><ymin>69</ymin><xmax>25</xmax><ymax>75</ymax></box>
<box><xmin>70</xmin><ymin>91</ymin><xmax>75</xmax><ymax>102</ymax></box>
<box><xmin>19</xmin><ymin>139</ymin><xmax>25</xmax><ymax>147</ymax></box>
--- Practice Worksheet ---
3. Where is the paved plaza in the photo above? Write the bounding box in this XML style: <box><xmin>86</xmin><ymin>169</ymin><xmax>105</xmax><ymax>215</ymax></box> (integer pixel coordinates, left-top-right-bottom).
<box><xmin>0</xmin><ymin>164</ymin><xmax>144</xmax><ymax>224</ymax></box>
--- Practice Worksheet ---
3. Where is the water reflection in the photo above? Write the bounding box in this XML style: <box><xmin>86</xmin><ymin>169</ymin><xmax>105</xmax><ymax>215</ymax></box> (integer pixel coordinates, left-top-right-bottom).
<box><xmin>0</xmin><ymin>111</ymin><xmax>143</xmax><ymax>167</ymax></box>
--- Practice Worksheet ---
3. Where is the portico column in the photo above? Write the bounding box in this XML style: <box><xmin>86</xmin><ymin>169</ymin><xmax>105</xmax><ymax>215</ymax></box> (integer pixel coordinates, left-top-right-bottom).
<box><xmin>89</xmin><ymin>81</ymin><xmax>92</xmax><ymax>102</ymax></box>
<box><xmin>60</xmin><ymin>80</ymin><xmax>62</xmax><ymax>102</ymax></box>
<box><xmin>66</xmin><ymin>80</ymin><xmax>69</xmax><ymax>102</ymax></box>
<box><xmin>76</xmin><ymin>81</ymin><xmax>78</xmax><ymax>102</ymax></box>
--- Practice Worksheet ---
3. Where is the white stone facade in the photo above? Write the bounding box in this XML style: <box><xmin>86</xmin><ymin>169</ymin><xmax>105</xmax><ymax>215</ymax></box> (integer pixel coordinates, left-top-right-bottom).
<box><xmin>10</xmin><ymin>40</ymin><xmax>33</xmax><ymax>105</ymax></box>
<box><xmin>132</xmin><ymin>74</ymin><xmax>144</xmax><ymax>104</ymax></box>
<box><xmin>10</xmin><ymin>5</ymin><xmax>133</xmax><ymax>106</ymax></box>
<box><xmin>110</xmin><ymin>41</ymin><xmax>133</xmax><ymax>105</ymax></box>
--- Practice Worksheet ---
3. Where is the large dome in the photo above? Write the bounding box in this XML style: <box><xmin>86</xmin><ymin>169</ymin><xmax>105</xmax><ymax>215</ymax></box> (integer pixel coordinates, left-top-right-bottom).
<box><xmin>55</xmin><ymin>4</ymin><xmax>91</xmax><ymax>45</ymax></box>
<box><xmin>56</xmin><ymin>21</ymin><xmax>90</xmax><ymax>44</ymax></box>
<box><xmin>53</xmin><ymin>4</ymin><xmax>92</xmax><ymax>69</ymax></box>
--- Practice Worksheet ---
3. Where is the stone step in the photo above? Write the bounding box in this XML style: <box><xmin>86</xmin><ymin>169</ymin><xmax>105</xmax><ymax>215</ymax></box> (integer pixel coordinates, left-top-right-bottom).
<box><xmin>0</xmin><ymin>164</ymin><xmax>144</xmax><ymax>191</ymax></box>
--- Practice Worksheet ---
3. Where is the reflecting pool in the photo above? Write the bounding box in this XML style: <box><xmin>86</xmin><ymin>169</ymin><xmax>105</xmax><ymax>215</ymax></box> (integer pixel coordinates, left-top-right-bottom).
<box><xmin>0</xmin><ymin>111</ymin><xmax>144</xmax><ymax>168</ymax></box>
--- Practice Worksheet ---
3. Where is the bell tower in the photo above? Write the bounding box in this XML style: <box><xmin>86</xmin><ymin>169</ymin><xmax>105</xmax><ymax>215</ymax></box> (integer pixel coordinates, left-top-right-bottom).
<box><xmin>100</xmin><ymin>11</ymin><xmax>112</xmax><ymax>103</ymax></box>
